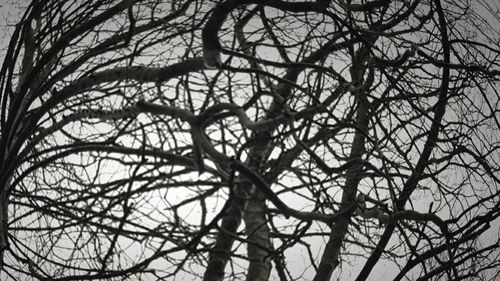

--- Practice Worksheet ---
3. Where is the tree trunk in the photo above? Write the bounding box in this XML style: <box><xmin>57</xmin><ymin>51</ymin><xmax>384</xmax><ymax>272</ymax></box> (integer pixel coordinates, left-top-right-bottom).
<box><xmin>244</xmin><ymin>194</ymin><xmax>272</xmax><ymax>281</ymax></box>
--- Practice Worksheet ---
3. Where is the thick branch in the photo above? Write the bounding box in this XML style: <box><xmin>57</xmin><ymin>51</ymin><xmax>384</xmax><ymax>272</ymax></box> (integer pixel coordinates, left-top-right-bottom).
<box><xmin>355</xmin><ymin>0</ymin><xmax>451</xmax><ymax>279</ymax></box>
<box><xmin>202</xmin><ymin>0</ymin><xmax>325</xmax><ymax>67</ymax></box>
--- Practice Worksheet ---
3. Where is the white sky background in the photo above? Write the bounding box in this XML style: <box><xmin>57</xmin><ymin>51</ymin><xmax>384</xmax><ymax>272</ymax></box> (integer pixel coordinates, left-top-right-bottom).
<box><xmin>1</xmin><ymin>1</ymin><xmax>500</xmax><ymax>281</ymax></box>
<box><xmin>0</xmin><ymin>1</ymin><xmax>22</xmax><ymax>58</ymax></box>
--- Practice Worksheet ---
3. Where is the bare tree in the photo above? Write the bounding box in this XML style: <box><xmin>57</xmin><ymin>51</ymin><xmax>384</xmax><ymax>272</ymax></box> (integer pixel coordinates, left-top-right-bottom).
<box><xmin>1</xmin><ymin>0</ymin><xmax>500</xmax><ymax>280</ymax></box>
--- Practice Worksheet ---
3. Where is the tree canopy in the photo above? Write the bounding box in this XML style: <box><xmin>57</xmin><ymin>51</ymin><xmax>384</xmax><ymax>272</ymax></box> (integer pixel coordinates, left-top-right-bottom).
<box><xmin>1</xmin><ymin>0</ymin><xmax>500</xmax><ymax>280</ymax></box>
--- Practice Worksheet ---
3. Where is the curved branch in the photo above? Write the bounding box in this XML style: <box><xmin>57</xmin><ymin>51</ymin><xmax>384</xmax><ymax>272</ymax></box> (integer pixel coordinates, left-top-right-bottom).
<box><xmin>356</xmin><ymin>0</ymin><xmax>451</xmax><ymax>279</ymax></box>
<box><xmin>202</xmin><ymin>0</ymin><xmax>326</xmax><ymax>67</ymax></box>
